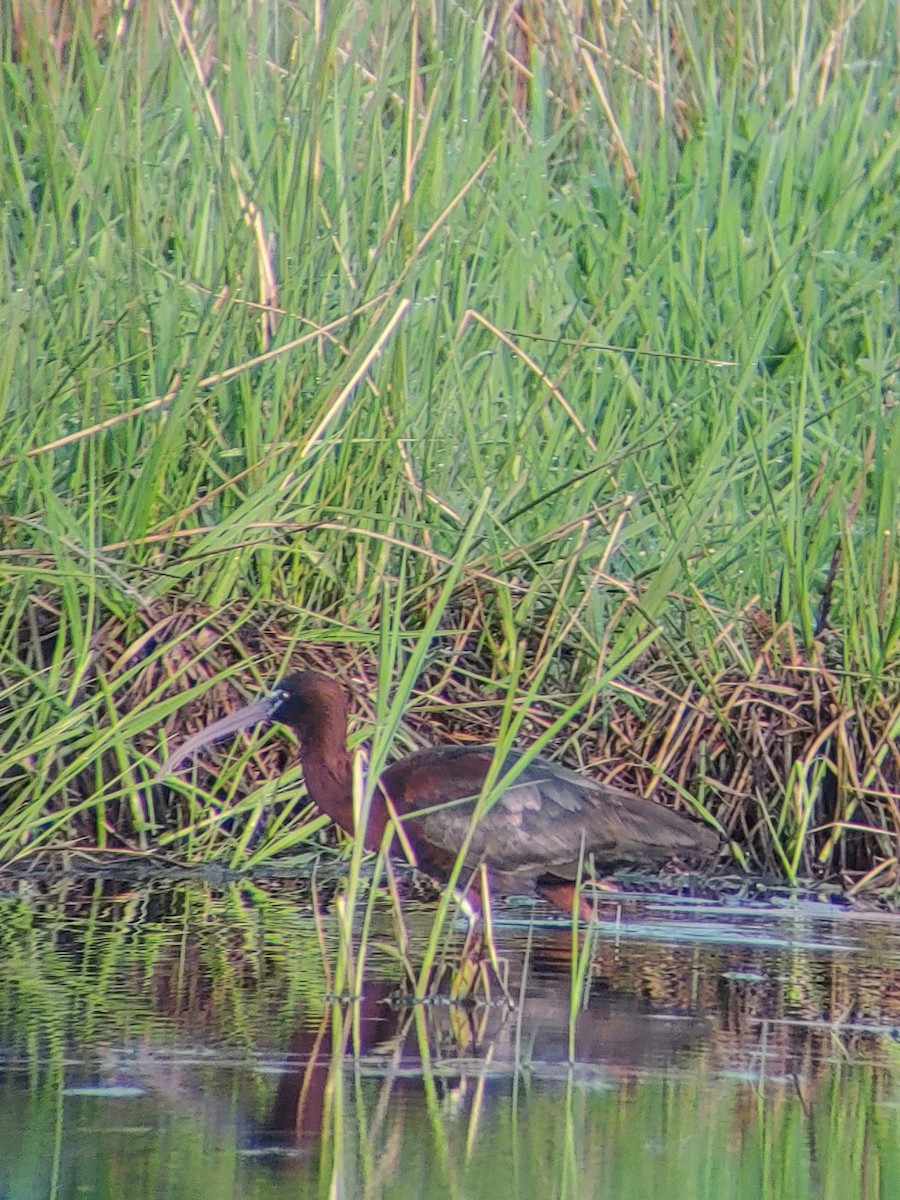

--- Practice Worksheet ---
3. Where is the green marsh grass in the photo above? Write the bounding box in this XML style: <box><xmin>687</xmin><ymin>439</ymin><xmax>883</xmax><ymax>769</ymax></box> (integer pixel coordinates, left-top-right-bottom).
<box><xmin>0</xmin><ymin>1</ymin><xmax>897</xmax><ymax>899</ymax></box>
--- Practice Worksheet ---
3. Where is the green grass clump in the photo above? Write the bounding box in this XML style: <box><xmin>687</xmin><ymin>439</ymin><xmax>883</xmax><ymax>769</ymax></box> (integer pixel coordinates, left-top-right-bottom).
<box><xmin>0</xmin><ymin>1</ymin><xmax>897</xmax><ymax>886</ymax></box>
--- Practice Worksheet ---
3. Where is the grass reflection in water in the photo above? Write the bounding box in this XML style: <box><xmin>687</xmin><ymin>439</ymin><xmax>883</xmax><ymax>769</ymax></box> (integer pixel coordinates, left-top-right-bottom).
<box><xmin>0</xmin><ymin>879</ymin><xmax>897</xmax><ymax>1200</ymax></box>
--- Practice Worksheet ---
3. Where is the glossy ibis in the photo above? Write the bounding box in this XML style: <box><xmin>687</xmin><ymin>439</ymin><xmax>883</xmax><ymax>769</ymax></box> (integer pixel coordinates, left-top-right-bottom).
<box><xmin>157</xmin><ymin>671</ymin><xmax>719</xmax><ymax>913</ymax></box>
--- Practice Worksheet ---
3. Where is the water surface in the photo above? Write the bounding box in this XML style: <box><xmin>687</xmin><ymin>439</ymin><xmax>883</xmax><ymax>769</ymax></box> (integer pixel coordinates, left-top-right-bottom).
<box><xmin>0</xmin><ymin>878</ymin><xmax>897</xmax><ymax>1199</ymax></box>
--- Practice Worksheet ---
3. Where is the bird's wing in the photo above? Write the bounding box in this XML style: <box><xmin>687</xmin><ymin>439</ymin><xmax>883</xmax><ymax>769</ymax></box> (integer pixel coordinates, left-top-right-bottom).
<box><xmin>379</xmin><ymin>747</ymin><xmax>717</xmax><ymax>880</ymax></box>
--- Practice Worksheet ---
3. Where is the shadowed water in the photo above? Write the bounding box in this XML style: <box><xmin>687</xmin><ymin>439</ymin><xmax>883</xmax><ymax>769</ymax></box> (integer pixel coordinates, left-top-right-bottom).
<box><xmin>0</xmin><ymin>877</ymin><xmax>897</xmax><ymax>1199</ymax></box>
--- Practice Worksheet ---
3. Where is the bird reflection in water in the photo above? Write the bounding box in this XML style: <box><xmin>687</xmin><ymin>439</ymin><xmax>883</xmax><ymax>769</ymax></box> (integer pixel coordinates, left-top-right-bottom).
<box><xmin>257</xmin><ymin>967</ymin><xmax>710</xmax><ymax>1168</ymax></box>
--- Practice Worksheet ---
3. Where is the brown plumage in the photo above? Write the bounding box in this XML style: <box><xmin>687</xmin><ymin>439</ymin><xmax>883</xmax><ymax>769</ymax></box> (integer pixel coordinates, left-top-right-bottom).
<box><xmin>158</xmin><ymin>671</ymin><xmax>720</xmax><ymax>912</ymax></box>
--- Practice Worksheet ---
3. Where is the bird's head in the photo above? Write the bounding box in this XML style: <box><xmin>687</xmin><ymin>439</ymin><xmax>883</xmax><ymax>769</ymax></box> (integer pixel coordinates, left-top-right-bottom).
<box><xmin>155</xmin><ymin>670</ymin><xmax>348</xmax><ymax>779</ymax></box>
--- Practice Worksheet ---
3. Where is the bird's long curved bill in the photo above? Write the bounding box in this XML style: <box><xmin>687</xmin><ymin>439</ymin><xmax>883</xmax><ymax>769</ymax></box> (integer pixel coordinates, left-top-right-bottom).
<box><xmin>155</xmin><ymin>698</ymin><xmax>273</xmax><ymax>781</ymax></box>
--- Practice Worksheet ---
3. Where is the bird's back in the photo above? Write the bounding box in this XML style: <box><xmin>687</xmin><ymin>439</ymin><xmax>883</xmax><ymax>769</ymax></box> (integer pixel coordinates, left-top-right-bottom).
<box><xmin>378</xmin><ymin>745</ymin><xmax>718</xmax><ymax>887</ymax></box>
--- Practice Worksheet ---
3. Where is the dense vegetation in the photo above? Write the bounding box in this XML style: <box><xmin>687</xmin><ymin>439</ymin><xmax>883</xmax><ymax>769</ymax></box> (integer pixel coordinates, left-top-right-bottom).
<box><xmin>1</xmin><ymin>1</ymin><xmax>897</xmax><ymax>890</ymax></box>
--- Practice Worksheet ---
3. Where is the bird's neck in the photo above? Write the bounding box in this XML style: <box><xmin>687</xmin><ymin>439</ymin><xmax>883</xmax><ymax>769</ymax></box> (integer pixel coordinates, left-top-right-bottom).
<box><xmin>301</xmin><ymin>730</ymin><xmax>385</xmax><ymax>851</ymax></box>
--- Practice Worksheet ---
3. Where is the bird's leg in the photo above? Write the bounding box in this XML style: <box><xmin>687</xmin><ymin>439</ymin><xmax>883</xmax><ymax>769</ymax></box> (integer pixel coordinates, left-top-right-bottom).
<box><xmin>382</xmin><ymin>857</ymin><xmax>417</xmax><ymax>988</ymax></box>
<box><xmin>447</xmin><ymin>872</ymin><xmax>482</xmax><ymax>1003</ymax></box>
<box><xmin>450</xmin><ymin>866</ymin><xmax>513</xmax><ymax>1008</ymax></box>
<box><xmin>535</xmin><ymin>879</ymin><xmax>598</xmax><ymax>922</ymax></box>
<box><xmin>536</xmin><ymin>861</ymin><xmax>619</xmax><ymax>923</ymax></box>
<box><xmin>477</xmin><ymin>865</ymin><xmax>512</xmax><ymax>1004</ymax></box>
